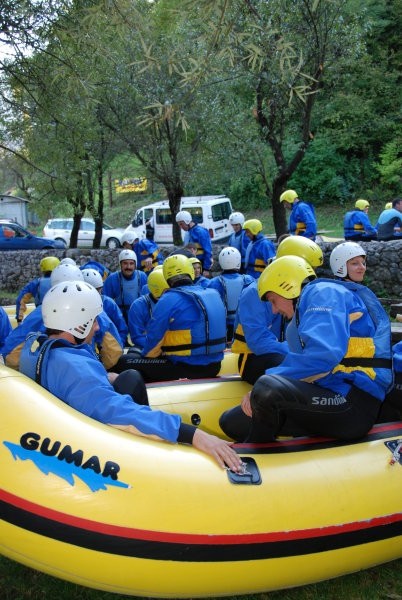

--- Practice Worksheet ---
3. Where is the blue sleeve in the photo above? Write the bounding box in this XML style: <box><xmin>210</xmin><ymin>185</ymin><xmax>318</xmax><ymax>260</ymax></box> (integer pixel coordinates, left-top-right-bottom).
<box><xmin>2</xmin><ymin>306</ymin><xmax>44</xmax><ymax>358</ymax></box>
<box><xmin>239</xmin><ymin>286</ymin><xmax>288</xmax><ymax>355</ymax></box>
<box><xmin>102</xmin><ymin>273</ymin><xmax>118</xmax><ymax>300</ymax></box>
<box><xmin>128</xmin><ymin>298</ymin><xmax>150</xmax><ymax>349</ymax></box>
<box><xmin>361</xmin><ymin>213</ymin><xmax>377</xmax><ymax>235</ymax></box>
<box><xmin>192</xmin><ymin>227</ymin><xmax>213</xmax><ymax>270</ymax></box>
<box><xmin>0</xmin><ymin>308</ymin><xmax>12</xmax><ymax>352</ymax></box>
<box><xmin>299</xmin><ymin>204</ymin><xmax>317</xmax><ymax>238</ymax></box>
<box><xmin>16</xmin><ymin>279</ymin><xmax>38</xmax><ymax>319</ymax></box>
<box><xmin>102</xmin><ymin>297</ymin><xmax>128</xmax><ymax>346</ymax></box>
<box><xmin>47</xmin><ymin>349</ymin><xmax>182</xmax><ymax>442</ymax></box>
<box><xmin>142</xmin><ymin>294</ymin><xmax>177</xmax><ymax>356</ymax></box>
<box><xmin>267</xmin><ymin>286</ymin><xmax>350</xmax><ymax>380</ymax></box>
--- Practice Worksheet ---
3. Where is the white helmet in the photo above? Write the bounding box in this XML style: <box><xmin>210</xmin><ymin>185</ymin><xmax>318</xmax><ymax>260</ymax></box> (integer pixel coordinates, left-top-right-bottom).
<box><xmin>51</xmin><ymin>263</ymin><xmax>84</xmax><ymax>286</ymax></box>
<box><xmin>330</xmin><ymin>242</ymin><xmax>366</xmax><ymax>278</ymax></box>
<box><xmin>81</xmin><ymin>268</ymin><xmax>103</xmax><ymax>289</ymax></box>
<box><xmin>119</xmin><ymin>249</ymin><xmax>137</xmax><ymax>263</ymax></box>
<box><xmin>121</xmin><ymin>231</ymin><xmax>137</xmax><ymax>245</ymax></box>
<box><xmin>175</xmin><ymin>210</ymin><xmax>192</xmax><ymax>225</ymax></box>
<box><xmin>60</xmin><ymin>257</ymin><xmax>76</xmax><ymax>266</ymax></box>
<box><xmin>229</xmin><ymin>212</ymin><xmax>245</xmax><ymax>226</ymax></box>
<box><xmin>42</xmin><ymin>280</ymin><xmax>103</xmax><ymax>339</ymax></box>
<box><xmin>219</xmin><ymin>247</ymin><xmax>241</xmax><ymax>270</ymax></box>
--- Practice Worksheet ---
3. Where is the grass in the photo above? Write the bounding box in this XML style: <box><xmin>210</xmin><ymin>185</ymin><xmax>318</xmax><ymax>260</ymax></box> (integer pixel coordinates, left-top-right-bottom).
<box><xmin>1</xmin><ymin>555</ymin><xmax>401</xmax><ymax>600</ymax></box>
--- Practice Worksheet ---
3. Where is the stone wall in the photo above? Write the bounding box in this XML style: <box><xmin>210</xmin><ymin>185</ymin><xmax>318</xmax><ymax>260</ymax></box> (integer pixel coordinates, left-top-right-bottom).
<box><xmin>1</xmin><ymin>240</ymin><xmax>401</xmax><ymax>300</ymax></box>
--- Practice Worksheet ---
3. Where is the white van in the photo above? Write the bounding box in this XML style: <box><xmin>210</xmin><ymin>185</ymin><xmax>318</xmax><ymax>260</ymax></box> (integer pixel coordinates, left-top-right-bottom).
<box><xmin>124</xmin><ymin>196</ymin><xmax>234</xmax><ymax>244</ymax></box>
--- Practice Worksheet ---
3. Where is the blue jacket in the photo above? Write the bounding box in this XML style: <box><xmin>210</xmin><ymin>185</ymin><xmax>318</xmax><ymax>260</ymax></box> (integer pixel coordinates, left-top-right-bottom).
<box><xmin>0</xmin><ymin>306</ymin><xmax>12</xmax><ymax>353</ymax></box>
<box><xmin>183</xmin><ymin>224</ymin><xmax>213</xmax><ymax>270</ymax></box>
<box><xmin>102</xmin><ymin>270</ymin><xmax>148</xmax><ymax>320</ymax></box>
<box><xmin>376</xmin><ymin>208</ymin><xmax>402</xmax><ymax>240</ymax></box>
<box><xmin>133</xmin><ymin>239</ymin><xmax>164</xmax><ymax>272</ymax></box>
<box><xmin>19</xmin><ymin>333</ymin><xmax>182</xmax><ymax>442</ymax></box>
<box><xmin>128</xmin><ymin>293</ymin><xmax>156</xmax><ymax>350</ymax></box>
<box><xmin>3</xmin><ymin>305</ymin><xmax>123</xmax><ymax>371</ymax></box>
<box><xmin>243</xmin><ymin>234</ymin><xmax>276</xmax><ymax>279</ymax></box>
<box><xmin>15</xmin><ymin>275</ymin><xmax>52</xmax><ymax>320</ymax></box>
<box><xmin>142</xmin><ymin>284</ymin><xmax>226</xmax><ymax>365</ymax></box>
<box><xmin>207</xmin><ymin>272</ymin><xmax>254</xmax><ymax>326</ymax></box>
<box><xmin>232</xmin><ymin>282</ymin><xmax>288</xmax><ymax>356</ymax></box>
<box><xmin>102</xmin><ymin>295</ymin><xmax>128</xmax><ymax>346</ymax></box>
<box><xmin>393</xmin><ymin>341</ymin><xmax>402</xmax><ymax>374</ymax></box>
<box><xmin>227</xmin><ymin>230</ymin><xmax>250</xmax><ymax>269</ymax></box>
<box><xmin>344</xmin><ymin>210</ymin><xmax>377</xmax><ymax>239</ymax></box>
<box><xmin>266</xmin><ymin>279</ymin><xmax>392</xmax><ymax>400</ymax></box>
<box><xmin>288</xmin><ymin>200</ymin><xmax>317</xmax><ymax>239</ymax></box>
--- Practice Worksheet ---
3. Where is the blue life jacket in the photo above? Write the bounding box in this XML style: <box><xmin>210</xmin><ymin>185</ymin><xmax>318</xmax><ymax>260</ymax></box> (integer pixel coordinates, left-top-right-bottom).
<box><xmin>289</xmin><ymin>278</ymin><xmax>393</xmax><ymax>395</ymax></box>
<box><xmin>161</xmin><ymin>287</ymin><xmax>226</xmax><ymax>356</ymax></box>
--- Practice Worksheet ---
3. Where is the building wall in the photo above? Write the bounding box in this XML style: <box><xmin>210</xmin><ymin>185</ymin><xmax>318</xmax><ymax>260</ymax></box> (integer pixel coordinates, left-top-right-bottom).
<box><xmin>0</xmin><ymin>195</ymin><xmax>29</xmax><ymax>227</ymax></box>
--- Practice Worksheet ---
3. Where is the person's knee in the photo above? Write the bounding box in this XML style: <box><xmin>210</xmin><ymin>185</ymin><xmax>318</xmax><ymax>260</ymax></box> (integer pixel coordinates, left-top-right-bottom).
<box><xmin>250</xmin><ymin>375</ymin><xmax>292</xmax><ymax>421</ymax></box>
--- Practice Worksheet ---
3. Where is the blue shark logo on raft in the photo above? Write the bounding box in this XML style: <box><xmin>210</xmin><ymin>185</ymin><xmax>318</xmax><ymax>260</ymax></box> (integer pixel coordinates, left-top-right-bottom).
<box><xmin>3</xmin><ymin>432</ymin><xmax>130</xmax><ymax>492</ymax></box>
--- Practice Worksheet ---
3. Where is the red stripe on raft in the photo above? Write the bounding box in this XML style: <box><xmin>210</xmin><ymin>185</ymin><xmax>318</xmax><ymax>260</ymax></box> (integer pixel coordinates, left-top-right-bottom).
<box><xmin>1</xmin><ymin>489</ymin><xmax>401</xmax><ymax>546</ymax></box>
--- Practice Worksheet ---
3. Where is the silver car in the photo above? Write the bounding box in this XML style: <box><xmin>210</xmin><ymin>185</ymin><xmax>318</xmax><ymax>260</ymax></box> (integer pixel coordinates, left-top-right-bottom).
<box><xmin>43</xmin><ymin>218</ymin><xmax>124</xmax><ymax>249</ymax></box>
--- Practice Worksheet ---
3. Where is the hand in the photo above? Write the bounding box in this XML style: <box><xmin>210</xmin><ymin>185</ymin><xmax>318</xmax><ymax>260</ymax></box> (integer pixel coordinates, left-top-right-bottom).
<box><xmin>191</xmin><ymin>429</ymin><xmax>243</xmax><ymax>472</ymax></box>
<box><xmin>241</xmin><ymin>391</ymin><xmax>252</xmax><ymax>417</ymax></box>
<box><xmin>107</xmin><ymin>372</ymin><xmax>119</xmax><ymax>384</ymax></box>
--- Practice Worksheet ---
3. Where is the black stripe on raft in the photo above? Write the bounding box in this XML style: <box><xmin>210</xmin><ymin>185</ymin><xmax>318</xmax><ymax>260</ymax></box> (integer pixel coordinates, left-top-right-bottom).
<box><xmin>1</xmin><ymin>490</ymin><xmax>401</xmax><ymax>562</ymax></box>
<box><xmin>234</xmin><ymin>422</ymin><xmax>402</xmax><ymax>454</ymax></box>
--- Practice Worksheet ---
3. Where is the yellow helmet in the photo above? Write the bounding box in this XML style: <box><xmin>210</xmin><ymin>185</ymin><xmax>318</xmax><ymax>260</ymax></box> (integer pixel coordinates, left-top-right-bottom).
<box><xmin>147</xmin><ymin>269</ymin><xmax>169</xmax><ymax>299</ymax></box>
<box><xmin>385</xmin><ymin>202</ymin><xmax>392</xmax><ymax>209</ymax></box>
<box><xmin>40</xmin><ymin>256</ymin><xmax>60</xmax><ymax>273</ymax></box>
<box><xmin>355</xmin><ymin>199</ymin><xmax>369</xmax><ymax>210</ymax></box>
<box><xmin>257</xmin><ymin>256</ymin><xmax>316</xmax><ymax>301</ymax></box>
<box><xmin>276</xmin><ymin>236</ymin><xmax>323</xmax><ymax>268</ymax></box>
<box><xmin>163</xmin><ymin>254</ymin><xmax>195</xmax><ymax>283</ymax></box>
<box><xmin>189</xmin><ymin>256</ymin><xmax>202</xmax><ymax>266</ymax></box>
<box><xmin>280</xmin><ymin>189</ymin><xmax>298</xmax><ymax>204</ymax></box>
<box><xmin>243</xmin><ymin>219</ymin><xmax>262</xmax><ymax>236</ymax></box>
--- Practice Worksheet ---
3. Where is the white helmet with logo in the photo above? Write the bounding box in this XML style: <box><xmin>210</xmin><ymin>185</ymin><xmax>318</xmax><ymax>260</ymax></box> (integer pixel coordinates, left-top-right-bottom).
<box><xmin>175</xmin><ymin>210</ymin><xmax>192</xmax><ymax>225</ymax></box>
<box><xmin>51</xmin><ymin>263</ymin><xmax>84</xmax><ymax>286</ymax></box>
<box><xmin>42</xmin><ymin>280</ymin><xmax>103</xmax><ymax>339</ymax></box>
<box><xmin>81</xmin><ymin>268</ymin><xmax>103</xmax><ymax>290</ymax></box>
<box><xmin>330</xmin><ymin>242</ymin><xmax>366</xmax><ymax>278</ymax></box>
<box><xmin>219</xmin><ymin>247</ymin><xmax>241</xmax><ymax>270</ymax></box>
<box><xmin>119</xmin><ymin>249</ymin><xmax>137</xmax><ymax>263</ymax></box>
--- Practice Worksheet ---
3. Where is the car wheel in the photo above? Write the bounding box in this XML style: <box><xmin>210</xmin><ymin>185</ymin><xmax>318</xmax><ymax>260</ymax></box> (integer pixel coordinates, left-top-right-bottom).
<box><xmin>106</xmin><ymin>237</ymin><xmax>120</xmax><ymax>249</ymax></box>
<box><xmin>55</xmin><ymin>238</ymin><xmax>68</xmax><ymax>247</ymax></box>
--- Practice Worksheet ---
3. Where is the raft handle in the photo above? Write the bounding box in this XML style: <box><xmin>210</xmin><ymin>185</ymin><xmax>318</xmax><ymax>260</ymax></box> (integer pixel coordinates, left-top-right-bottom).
<box><xmin>226</xmin><ymin>457</ymin><xmax>261</xmax><ymax>485</ymax></box>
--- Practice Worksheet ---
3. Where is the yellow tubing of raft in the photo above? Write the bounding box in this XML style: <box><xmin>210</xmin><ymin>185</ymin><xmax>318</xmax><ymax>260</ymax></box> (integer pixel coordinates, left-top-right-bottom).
<box><xmin>1</xmin><ymin>365</ymin><xmax>402</xmax><ymax>597</ymax></box>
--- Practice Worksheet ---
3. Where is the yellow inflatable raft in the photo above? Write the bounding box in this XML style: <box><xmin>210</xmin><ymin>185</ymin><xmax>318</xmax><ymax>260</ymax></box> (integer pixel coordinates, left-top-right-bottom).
<box><xmin>1</xmin><ymin>365</ymin><xmax>402</xmax><ymax>597</ymax></box>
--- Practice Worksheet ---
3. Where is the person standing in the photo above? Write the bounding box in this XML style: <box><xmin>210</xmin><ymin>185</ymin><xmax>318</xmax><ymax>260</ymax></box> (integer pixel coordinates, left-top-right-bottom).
<box><xmin>15</xmin><ymin>256</ymin><xmax>60</xmax><ymax>323</ymax></box>
<box><xmin>175</xmin><ymin>211</ymin><xmax>213</xmax><ymax>277</ymax></box>
<box><xmin>279</xmin><ymin>189</ymin><xmax>317</xmax><ymax>240</ymax></box>
<box><xmin>343</xmin><ymin>199</ymin><xmax>377</xmax><ymax>241</ymax></box>
<box><xmin>227</xmin><ymin>212</ymin><xmax>250</xmax><ymax>271</ymax></box>
<box><xmin>242</xmin><ymin>219</ymin><xmax>276</xmax><ymax>279</ymax></box>
<box><xmin>376</xmin><ymin>197</ymin><xmax>402</xmax><ymax>241</ymax></box>
<box><xmin>102</xmin><ymin>250</ymin><xmax>148</xmax><ymax>324</ymax></box>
